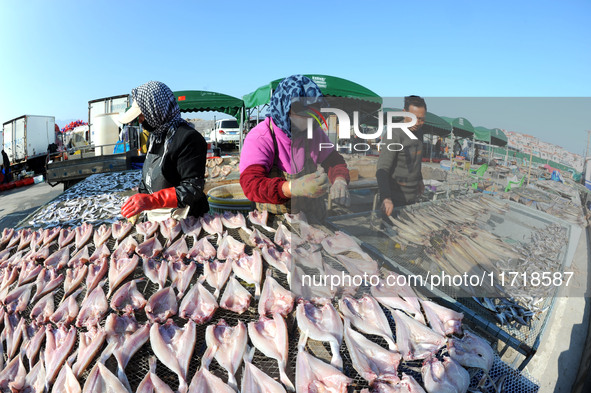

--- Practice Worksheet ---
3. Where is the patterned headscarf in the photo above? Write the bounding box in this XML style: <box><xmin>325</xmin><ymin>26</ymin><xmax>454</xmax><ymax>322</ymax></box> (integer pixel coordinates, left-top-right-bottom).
<box><xmin>131</xmin><ymin>81</ymin><xmax>187</xmax><ymax>142</ymax></box>
<box><xmin>269</xmin><ymin>75</ymin><xmax>324</xmax><ymax>138</ymax></box>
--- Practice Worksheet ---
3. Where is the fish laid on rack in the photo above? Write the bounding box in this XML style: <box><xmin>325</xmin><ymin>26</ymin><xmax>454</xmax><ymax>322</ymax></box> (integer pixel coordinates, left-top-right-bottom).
<box><xmin>68</xmin><ymin>246</ymin><xmax>90</xmax><ymax>268</ymax></box>
<box><xmin>296</xmin><ymin>333</ymin><xmax>351</xmax><ymax>393</ymax></box>
<box><xmin>74</xmin><ymin>223</ymin><xmax>93</xmax><ymax>250</ymax></box>
<box><xmin>168</xmin><ymin>260</ymin><xmax>197</xmax><ymax>299</ymax></box>
<box><xmin>188</xmin><ymin>346</ymin><xmax>235</xmax><ymax>393</ymax></box>
<box><xmin>217</xmin><ymin>233</ymin><xmax>245</xmax><ymax>260</ymax></box>
<box><xmin>45</xmin><ymin>325</ymin><xmax>77</xmax><ymax>385</ymax></box>
<box><xmin>339</xmin><ymin>295</ymin><xmax>396</xmax><ymax>351</ymax></box>
<box><xmin>93</xmin><ymin>223</ymin><xmax>112</xmax><ymax>248</ymax></box>
<box><xmin>296</xmin><ymin>299</ymin><xmax>343</xmax><ymax>369</ymax></box>
<box><xmin>422</xmin><ymin>356</ymin><xmax>469</xmax><ymax>393</ymax></box>
<box><xmin>219</xmin><ymin>276</ymin><xmax>252</xmax><ymax>314</ymax></box>
<box><xmin>86</xmin><ymin>258</ymin><xmax>108</xmax><ymax>296</ymax></box>
<box><xmin>205</xmin><ymin>319</ymin><xmax>248</xmax><ymax>391</ymax></box>
<box><xmin>0</xmin><ymin>351</ymin><xmax>27</xmax><ymax>391</ymax></box>
<box><xmin>110</xmin><ymin>279</ymin><xmax>147</xmax><ymax>314</ymax></box>
<box><xmin>448</xmin><ymin>331</ymin><xmax>495</xmax><ymax>372</ymax></box>
<box><xmin>393</xmin><ymin>310</ymin><xmax>446</xmax><ymax>361</ymax></box>
<box><xmin>232</xmin><ymin>249</ymin><xmax>263</xmax><ymax>298</ymax></box>
<box><xmin>136</xmin><ymin>356</ymin><xmax>175</xmax><ymax>393</ymax></box>
<box><xmin>143</xmin><ymin>258</ymin><xmax>168</xmax><ymax>290</ymax></box>
<box><xmin>23</xmin><ymin>321</ymin><xmax>45</xmax><ymax>369</ymax></box>
<box><xmin>221</xmin><ymin>211</ymin><xmax>246</xmax><ymax>229</ymax></box>
<box><xmin>53</xmin><ymin>362</ymin><xmax>81</xmax><ymax>393</ymax></box>
<box><xmin>71</xmin><ymin>326</ymin><xmax>107</xmax><ymax>377</ymax></box>
<box><xmin>362</xmin><ymin>374</ymin><xmax>426</xmax><ymax>393</ymax></box>
<box><xmin>202</xmin><ymin>213</ymin><xmax>223</xmax><ymax>236</ymax></box>
<box><xmin>248</xmin><ymin>313</ymin><xmax>294</xmax><ymax>391</ymax></box>
<box><xmin>22</xmin><ymin>355</ymin><xmax>46</xmax><ymax>393</ymax></box>
<box><xmin>136</xmin><ymin>221</ymin><xmax>160</xmax><ymax>241</ymax></box>
<box><xmin>163</xmin><ymin>235</ymin><xmax>189</xmax><ymax>261</ymax></box>
<box><xmin>50</xmin><ymin>288</ymin><xmax>82</xmax><ymax>326</ymax></box>
<box><xmin>321</xmin><ymin>231</ymin><xmax>371</xmax><ymax>260</ymax></box>
<box><xmin>112</xmin><ymin>221</ymin><xmax>133</xmax><ymax>245</ymax></box>
<box><xmin>104</xmin><ymin>314</ymin><xmax>150</xmax><ymax>392</ymax></box>
<box><xmin>371</xmin><ymin>273</ymin><xmax>424</xmax><ymax>324</ymax></box>
<box><xmin>58</xmin><ymin>228</ymin><xmax>75</xmax><ymax>249</ymax></box>
<box><xmin>4</xmin><ymin>282</ymin><xmax>34</xmax><ymax>314</ymax></box>
<box><xmin>145</xmin><ymin>287</ymin><xmax>178</xmax><ymax>323</ymax></box>
<box><xmin>420</xmin><ymin>300</ymin><xmax>463</xmax><ymax>337</ymax></box>
<box><xmin>261</xmin><ymin>245</ymin><xmax>291</xmax><ymax>276</ymax></box>
<box><xmin>188</xmin><ymin>237</ymin><xmax>217</xmax><ymax>261</ymax></box>
<box><xmin>204</xmin><ymin>259</ymin><xmax>232</xmax><ymax>298</ymax></box>
<box><xmin>137</xmin><ymin>236</ymin><xmax>164</xmax><ymax>260</ymax></box>
<box><xmin>30</xmin><ymin>292</ymin><xmax>55</xmax><ymax>324</ymax></box>
<box><xmin>241</xmin><ymin>346</ymin><xmax>287</xmax><ymax>393</ymax></box>
<box><xmin>343</xmin><ymin>319</ymin><xmax>401</xmax><ymax>385</ymax></box>
<box><xmin>179</xmin><ymin>280</ymin><xmax>218</xmax><ymax>324</ymax></box>
<box><xmin>180</xmin><ymin>216</ymin><xmax>202</xmax><ymax>241</ymax></box>
<box><xmin>82</xmin><ymin>347</ymin><xmax>128</xmax><ymax>393</ymax></box>
<box><xmin>3</xmin><ymin>313</ymin><xmax>25</xmax><ymax>360</ymax></box>
<box><xmin>63</xmin><ymin>264</ymin><xmax>88</xmax><ymax>301</ymax></box>
<box><xmin>258</xmin><ymin>270</ymin><xmax>295</xmax><ymax>317</ymax></box>
<box><xmin>107</xmin><ymin>252</ymin><xmax>140</xmax><ymax>298</ymax></box>
<box><xmin>150</xmin><ymin>319</ymin><xmax>196</xmax><ymax>393</ymax></box>
<box><xmin>248</xmin><ymin>210</ymin><xmax>276</xmax><ymax>233</ymax></box>
<box><xmin>76</xmin><ymin>284</ymin><xmax>109</xmax><ymax>330</ymax></box>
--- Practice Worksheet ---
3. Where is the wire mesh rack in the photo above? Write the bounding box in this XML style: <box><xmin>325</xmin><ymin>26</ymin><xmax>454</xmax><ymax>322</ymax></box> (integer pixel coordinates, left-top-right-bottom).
<box><xmin>326</xmin><ymin>194</ymin><xmax>574</xmax><ymax>371</ymax></box>
<box><xmin>1</xmin><ymin>206</ymin><xmax>541</xmax><ymax>392</ymax></box>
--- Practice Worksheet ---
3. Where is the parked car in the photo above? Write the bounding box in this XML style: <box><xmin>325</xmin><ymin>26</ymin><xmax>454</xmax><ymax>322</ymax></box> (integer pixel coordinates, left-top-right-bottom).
<box><xmin>210</xmin><ymin>119</ymin><xmax>240</xmax><ymax>147</ymax></box>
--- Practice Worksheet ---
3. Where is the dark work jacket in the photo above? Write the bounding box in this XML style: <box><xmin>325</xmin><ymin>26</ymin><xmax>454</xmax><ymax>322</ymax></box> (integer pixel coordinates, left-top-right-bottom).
<box><xmin>376</xmin><ymin>128</ymin><xmax>423</xmax><ymax>205</ymax></box>
<box><xmin>138</xmin><ymin>124</ymin><xmax>209</xmax><ymax>217</ymax></box>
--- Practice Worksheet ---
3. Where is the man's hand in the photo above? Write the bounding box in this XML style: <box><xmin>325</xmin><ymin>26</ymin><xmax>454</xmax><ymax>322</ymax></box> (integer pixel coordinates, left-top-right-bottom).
<box><xmin>381</xmin><ymin>198</ymin><xmax>394</xmax><ymax>216</ymax></box>
<box><xmin>290</xmin><ymin>170</ymin><xmax>330</xmax><ymax>198</ymax></box>
<box><xmin>329</xmin><ymin>177</ymin><xmax>350</xmax><ymax>207</ymax></box>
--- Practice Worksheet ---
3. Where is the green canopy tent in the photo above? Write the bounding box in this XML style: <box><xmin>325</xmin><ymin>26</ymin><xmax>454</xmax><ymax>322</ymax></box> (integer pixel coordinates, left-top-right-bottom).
<box><xmin>491</xmin><ymin>128</ymin><xmax>508</xmax><ymax>147</ymax></box>
<box><xmin>243</xmin><ymin>75</ymin><xmax>382</xmax><ymax>145</ymax></box>
<box><xmin>440</xmin><ymin>116</ymin><xmax>476</xmax><ymax>167</ymax></box>
<box><xmin>243</xmin><ymin>74</ymin><xmax>382</xmax><ymax>108</ymax></box>
<box><xmin>174</xmin><ymin>90</ymin><xmax>245</xmax><ymax>149</ymax></box>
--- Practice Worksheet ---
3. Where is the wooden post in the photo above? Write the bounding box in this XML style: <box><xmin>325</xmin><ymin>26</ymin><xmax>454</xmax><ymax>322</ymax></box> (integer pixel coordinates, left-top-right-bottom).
<box><xmin>527</xmin><ymin>150</ymin><xmax>533</xmax><ymax>185</ymax></box>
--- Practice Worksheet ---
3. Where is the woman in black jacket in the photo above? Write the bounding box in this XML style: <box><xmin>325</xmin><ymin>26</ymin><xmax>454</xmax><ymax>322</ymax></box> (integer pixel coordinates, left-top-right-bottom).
<box><xmin>119</xmin><ymin>81</ymin><xmax>209</xmax><ymax>220</ymax></box>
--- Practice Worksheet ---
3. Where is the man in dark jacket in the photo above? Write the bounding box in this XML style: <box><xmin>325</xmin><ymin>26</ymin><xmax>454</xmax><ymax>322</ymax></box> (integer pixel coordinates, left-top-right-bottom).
<box><xmin>119</xmin><ymin>81</ymin><xmax>209</xmax><ymax>220</ymax></box>
<box><xmin>376</xmin><ymin>96</ymin><xmax>426</xmax><ymax>216</ymax></box>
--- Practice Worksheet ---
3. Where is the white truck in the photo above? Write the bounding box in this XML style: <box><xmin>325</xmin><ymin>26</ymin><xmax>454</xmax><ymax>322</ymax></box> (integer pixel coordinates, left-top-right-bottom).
<box><xmin>2</xmin><ymin>115</ymin><xmax>56</xmax><ymax>166</ymax></box>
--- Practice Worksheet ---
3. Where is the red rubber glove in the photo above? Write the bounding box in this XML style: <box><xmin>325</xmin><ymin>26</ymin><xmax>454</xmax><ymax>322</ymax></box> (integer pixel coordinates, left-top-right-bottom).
<box><xmin>121</xmin><ymin>187</ymin><xmax>178</xmax><ymax>218</ymax></box>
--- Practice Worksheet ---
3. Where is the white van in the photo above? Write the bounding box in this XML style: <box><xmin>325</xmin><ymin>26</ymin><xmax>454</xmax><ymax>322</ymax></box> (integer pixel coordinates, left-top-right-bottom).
<box><xmin>210</xmin><ymin>119</ymin><xmax>240</xmax><ymax>147</ymax></box>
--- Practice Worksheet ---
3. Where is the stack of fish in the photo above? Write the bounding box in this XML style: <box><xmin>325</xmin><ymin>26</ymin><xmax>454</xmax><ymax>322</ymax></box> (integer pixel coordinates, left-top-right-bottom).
<box><xmin>385</xmin><ymin>195</ymin><xmax>567</xmax><ymax>327</ymax></box>
<box><xmin>25</xmin><ymin>171</ymin><xmax>141</xmax><ymax>228</ymax></box>
<box><xmin>205</xmin><ymin>157</ymin><xmax>239</xmax><ymax>180</ymax></box>
<box><xmin>0</xmin><ymin>210</ymin><xmax>531</xmax><ymax>393</ymax></box>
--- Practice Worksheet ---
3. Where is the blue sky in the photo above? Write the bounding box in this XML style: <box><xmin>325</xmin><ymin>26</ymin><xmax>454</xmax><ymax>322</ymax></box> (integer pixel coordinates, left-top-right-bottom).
<box><xmin>0</xmin><ymin>1</ymin><xmax>589</xmax><ymax>153</ymax></box>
